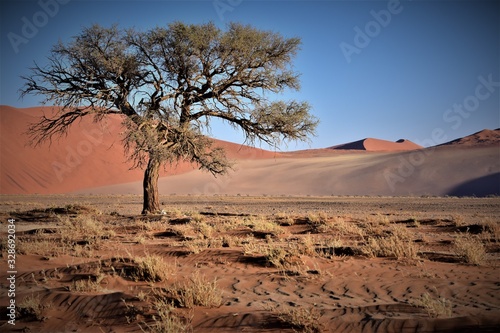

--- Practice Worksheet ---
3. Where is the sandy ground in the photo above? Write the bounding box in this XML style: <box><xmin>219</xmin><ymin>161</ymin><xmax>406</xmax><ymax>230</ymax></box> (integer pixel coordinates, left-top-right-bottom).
<box><xmin>0</xmin><ymin>195</ymin><xmax>499</xmax><ymax>332</ymax></box>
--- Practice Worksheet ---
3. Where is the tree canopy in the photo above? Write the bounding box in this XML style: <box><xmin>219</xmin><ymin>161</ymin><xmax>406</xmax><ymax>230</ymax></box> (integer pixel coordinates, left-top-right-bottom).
<box><xmin>21</xmin><ymin>22</ymin><xmax>318</xmax><ymax>213</ymax></box>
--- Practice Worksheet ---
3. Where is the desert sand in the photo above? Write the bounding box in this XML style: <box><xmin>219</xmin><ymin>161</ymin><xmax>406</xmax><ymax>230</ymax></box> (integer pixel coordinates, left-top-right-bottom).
<box><xmin>0</xmin><ymin>195</ymin><xmax>499</xmax><ymax>332</ymax></box>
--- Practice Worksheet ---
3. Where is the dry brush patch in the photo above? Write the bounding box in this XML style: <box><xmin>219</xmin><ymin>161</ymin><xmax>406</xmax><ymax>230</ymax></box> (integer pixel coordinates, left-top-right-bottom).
<box><xmin>270</xmin><ymin>304</ymin><xmax>323</xmax><ymax>333</ymax></box>
<box><xmin>168</xmin><ymin>271</ymin><xmax>223</xmax><ymax>309</ymax></box>
<box><xmin>412</xmin><ymin>292</ymin><xmax>453</xmax><ymax>318</ymax></box>
<box><xmin>131</xmin><ymin>253</ymin><xmax>177</xmax><ymax>282</ymax></box>
<box><xmin>17</xmin><ymin>294</ymin><xmax>51</xmax><ymax>321</ymax></box>
<box><xmin>140</xmin><ymin>297</ymin><xmax>193</xmax><ymax>333</ymax></box>
<box><xmin>359</xmin><ymin>221</ymin><xmax>421</xmax><ymax>263</ymax></box>
<box><xmin>453</xmin><ymin>233</ymin><xmax>487</xmax><ymax>266</ymax></box>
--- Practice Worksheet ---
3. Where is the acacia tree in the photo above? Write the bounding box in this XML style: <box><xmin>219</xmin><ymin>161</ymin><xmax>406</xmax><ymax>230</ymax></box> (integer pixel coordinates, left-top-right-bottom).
<box><xmin>21</xmin><ymin>22</ymin><xmax>318</xmax><ymax>214</ymax></box>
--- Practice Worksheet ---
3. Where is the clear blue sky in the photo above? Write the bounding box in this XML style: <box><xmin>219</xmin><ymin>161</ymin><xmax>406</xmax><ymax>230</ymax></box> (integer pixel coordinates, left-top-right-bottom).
<box><xmin>1</xmin><ymin>0</ymin><xmax>499</xmax><ymax>150</ymax></box>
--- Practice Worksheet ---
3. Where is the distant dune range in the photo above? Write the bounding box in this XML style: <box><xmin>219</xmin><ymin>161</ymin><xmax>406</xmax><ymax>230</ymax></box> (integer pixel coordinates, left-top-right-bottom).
<box><xmin>1</xmin><ymin>106</ymin><xmax>499</xmax><ymax>196</ymax></box>
<box><xmin>328</xmin><ymin>137</ymin><xmax>423</xmax><ymax>151</ymax></box>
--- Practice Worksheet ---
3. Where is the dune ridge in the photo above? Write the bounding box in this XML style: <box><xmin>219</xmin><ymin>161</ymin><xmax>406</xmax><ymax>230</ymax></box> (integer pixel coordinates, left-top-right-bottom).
<box><xmin>438</xmin><ymin>128</ymin><xmax>500</xmax><ymax>147</ymax></box>
<box><xmin>329</xmin><ymin>138</ymin><xmax>423</xmax><ymax>151</ymax></box>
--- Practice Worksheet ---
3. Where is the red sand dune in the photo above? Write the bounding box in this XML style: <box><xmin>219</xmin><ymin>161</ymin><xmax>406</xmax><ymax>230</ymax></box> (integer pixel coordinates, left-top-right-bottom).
<box><xmin>0</xmin><ymin>106</ymin><xmax>276</xmax><ymax>194</ymax></box>
<box><xmin>329</xmin><ymin>138</ymin><xmax>423</xmax><ymax>151</ymax></box>
<box><xmin>1</xmin><ymin>106</ymin><xmax>499</xmax><ymax>196</ymax></box>
<box><xmin>437</xmin><ymin>128</ymin><xmax>500</xmax><ymax>147</ymax></box>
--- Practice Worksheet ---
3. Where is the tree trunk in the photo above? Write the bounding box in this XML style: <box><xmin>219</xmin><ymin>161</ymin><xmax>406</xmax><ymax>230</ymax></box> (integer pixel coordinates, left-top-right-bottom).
<box><xmin>142</xmin><ymin>156</ymin><xmax>161</xmax><ymax>214</ymax></box>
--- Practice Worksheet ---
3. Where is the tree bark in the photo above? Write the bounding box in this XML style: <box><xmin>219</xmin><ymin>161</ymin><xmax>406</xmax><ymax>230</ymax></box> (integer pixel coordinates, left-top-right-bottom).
<box><xmin>142</xmin><ymin>156</ymin><xmax>161</xmax><ymax>214</ymax></box>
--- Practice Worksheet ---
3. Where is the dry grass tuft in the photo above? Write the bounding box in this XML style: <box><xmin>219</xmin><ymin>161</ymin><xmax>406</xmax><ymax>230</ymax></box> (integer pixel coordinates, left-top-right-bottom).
<box><xmin>59</xmin><ymin>215</ymin><xmax>114</xmax><ymax>240</ymax></box>
<box><xmin>18</xmin><ymin>294</ymin><xmax>50</xmax><ymax>321</ymax></box>
<box><xmin>133</xmin><ymin>254</ymin><xmax>176</xmax><ymax>282</ymax></box>
<box><xmin>479</xmin><ymin>217</ymin><xmax>500</xmax><ymax>243</ymax></box>
<box><xmin>246</xmin><ymin>216</ymin><xmax>285</xmax><ymax>236</ymax></box>
<box><xmin>170</xmin><ymin>272</ymin><xmax>223</xmax><ymax>308</ymax></box>
<box><xmin>141</xmin><ymin>297</ymin><xmax>192</xmax><ymax>333</ymax></box>
<box><xmin>413</xmin><ymin>292</ymin><xmax>453</xmax><ymax>318</ymax></box>
<box><xmin>244</xmin><ymin>241</ymin><xmax>305</xmax><ymax>276</ymax></box>
<box><xmin>272</xmin><ymin>305</ymin><xmax>323</xmax><ymax>333</ymax></box>
<box><xmin>18</xmin><ymin>238</ymin><xmax>62</xmax><ymax>257</ymax></box>
<box><xmin>307</xmin><ymin>212</ymin><xmax>328</xmax><ymax>225</ymax></box>
<box><xmin>70</xmin><ymin>275</ymin><xmax>106</xmax><ymax>293</ymax></box>
<box><xmin>363</xmin><ymin>225</ymin><xmax>419</xmax><ymax>261</ymax></box>
<box><xmin>453</xmin><ymin>233</ymin><xmax>487</xmax><ymax>266</ymax></box>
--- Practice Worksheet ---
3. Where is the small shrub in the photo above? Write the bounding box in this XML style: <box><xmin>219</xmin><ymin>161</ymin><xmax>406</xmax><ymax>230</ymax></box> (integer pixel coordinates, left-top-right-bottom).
<box><xmin>136</xmin><ymin>290</ymin><xmax>150</xmax><ymax>302</ymax></box>
<box><xmin>451</xmin><ymin>214</ymin><xmax>466</xmax><ymax>227</ymax></box>
<box><xmin>72</xmin><ymin>244</ymin><xmax>96</xmax><ymax>258</ymax></box>
<box><xmin>243</xmin><ymin>242</ymin><xmax>304</xmax><ymax>275</ymax></box>
<box><xmin>59</xmin><ymin>215</ymin><xmax>114</xmax><ymax>243</ymax></box>
<box><xmin>188</xmin><ymin>212</ymin><xmax>205</xmax><ymax>223</ymax></box>
<box><xmin>479</xmin><ymin>217</ymin><xmax>500</xmax><ymax>243</ymax></box>
<box><xmin>299</xmin><ymin>234</ymin><xmax>317</xmax><ymax>257</ymax></box>
<box><xmin>184</xmin><ymin>239</ymin><xmax>209</xmax><ymax>254</ymax></box>
<box><xmin>275</xmin><ymin>212</ymin><xmax>295</xmax><ymax>226</ymax></box>
<box><xmin>335</xmin><ymin>218</ymin><xmax>365</xmax><ymax>238</ymax></box>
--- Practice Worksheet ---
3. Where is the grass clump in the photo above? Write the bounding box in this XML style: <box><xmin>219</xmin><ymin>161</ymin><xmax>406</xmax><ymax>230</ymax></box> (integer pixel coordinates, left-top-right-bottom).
<box><xmin>18</xmin><ymin>238</ymin><xmax>63</xmax><ymax>257</ymax></box>
<box><xmin>70</xmin><ymin>275</ymin><xmax>106</xmax><ymax>293</ymax></box>
<box><xmin>307</xmin><ymin>212</ymin><xmax>328</xmax><ymax>225</ymax></box>
<box><xmin>244</xmin><ymin>241</ymin><xmax>305</xmax><ymax>276</ymax></box>
<box><xmin>453</xmin><ymin>233</ymin><xmax>487</xmax><ymax>265</ymax></box>
<box><xmin>141</xmin><ymin>297</ymin><xmax>192</xmax><ymax>333</ymax></box>
<box><xmin>133</xmin><ymin>254</ymin><xmax>175</xmax><ymax>282</ymax></box>
<box><xmin>59</xmin><ymin>215</ymin><xmax>114</xmax><ymax>241</ymax></box>
<box><xmin>363</xmin><ymin>225</ymin><xmax>419</xmax><ymax>261</ymax></box>
<box><xmin>18</xmin><ymin>294</ymin><xmax>50</xmax><ymax>321</ymax></box>
<box><xmin>413</xmin><ymin>292</ymin><xmax>452</xmax><ymax>318</ymax></box>
<box><xmin>170</xmin><ymin>272</ymin><xmax>223</xmax><ymax>308</ymax></box>
<box><xmin>273</xmin><ymin>305</ymin><xmax>323</xmax><ymax>333</ymax></box>
<box><xmin>275</xmin><ymin>212</ymin><xmax>295</xmax><ymax>226</ymax></box>
<box><xmin>246</xmin><ymin>216</ymin><xmax>285</xmax><ymax>236</ymax></box>
<box><xmin>193</xmin><ymin>221</ymin><xmax>214</xmax><ymax>239</ymax></box>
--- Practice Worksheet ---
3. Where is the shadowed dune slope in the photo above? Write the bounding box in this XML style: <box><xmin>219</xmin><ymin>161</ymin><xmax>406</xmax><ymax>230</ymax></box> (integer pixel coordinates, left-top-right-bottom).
<box><xmin>80</xmin><ymin>146</ymin><xmax>500</xmax><ymax>197</ymax></box>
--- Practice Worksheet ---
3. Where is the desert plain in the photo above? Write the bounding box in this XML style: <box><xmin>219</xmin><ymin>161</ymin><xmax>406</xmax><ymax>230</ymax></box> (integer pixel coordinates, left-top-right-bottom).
<box><xmin>0</xmin><ymin>194</ymin><xmax>499</xmax><ymax>332</ymax></box>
